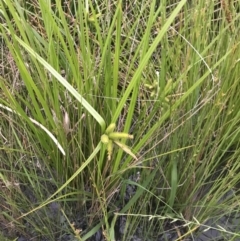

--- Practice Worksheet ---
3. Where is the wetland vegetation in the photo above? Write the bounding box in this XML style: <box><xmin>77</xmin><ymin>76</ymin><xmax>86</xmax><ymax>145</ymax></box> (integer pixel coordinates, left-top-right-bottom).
<box><xmin>0</xmin><ymin>0</ymin><xmax>240</xmax><ymax>240</ymax></box>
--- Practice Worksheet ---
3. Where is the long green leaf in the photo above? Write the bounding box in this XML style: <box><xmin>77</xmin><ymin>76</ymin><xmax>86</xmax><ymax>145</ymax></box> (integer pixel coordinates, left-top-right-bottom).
<box><xmin>112</xmin><ymin>0</ymin><xmax>187</xmax><ymax>123</ymax></box>
<box><xmin>15</xmin><ymin>37</ymin><xmax>106</xmax><ymax>131</ymax></box>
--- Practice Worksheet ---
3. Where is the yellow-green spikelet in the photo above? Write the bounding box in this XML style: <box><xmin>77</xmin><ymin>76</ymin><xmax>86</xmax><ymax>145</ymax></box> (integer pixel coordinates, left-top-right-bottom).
<box><xmin>109</xmin><ymin>132</ymin><xmax>134</xmax><ymax>140</ymax></box>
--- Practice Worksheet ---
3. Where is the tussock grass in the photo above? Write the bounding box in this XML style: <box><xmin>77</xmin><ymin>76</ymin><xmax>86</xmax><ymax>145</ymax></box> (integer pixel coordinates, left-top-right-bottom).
<box><xmin>0</xmin><ymin>0</ymin><xmax>240</xmax><ymax>240</ymax></box>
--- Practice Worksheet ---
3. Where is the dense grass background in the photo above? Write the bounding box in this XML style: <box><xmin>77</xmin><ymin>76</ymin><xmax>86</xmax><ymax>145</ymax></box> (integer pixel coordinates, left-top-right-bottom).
<box><xmin>0</xmin><ymin>0</ymin><xmax>240</xmax><ymax>240</ymax></box>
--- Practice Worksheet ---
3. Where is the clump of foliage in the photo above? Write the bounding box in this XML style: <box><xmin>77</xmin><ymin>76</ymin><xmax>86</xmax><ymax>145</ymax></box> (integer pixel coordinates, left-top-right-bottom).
<box><xmin>0</xmin><ymin>0</ymin><xmax>240</xmax><ymax>240</ymax></box>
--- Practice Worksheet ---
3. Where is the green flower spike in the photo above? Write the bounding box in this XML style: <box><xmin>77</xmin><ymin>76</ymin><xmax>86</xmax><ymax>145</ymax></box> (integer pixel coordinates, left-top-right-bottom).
<box><xmin>144</xmin><ymin>80</ymin><xmax>159</xmax><ymax>98</ymax></box>
<box><xmin>101</xmin><ymin>123</ymin><xmax>137</xmax><ymax>161</ymax></box>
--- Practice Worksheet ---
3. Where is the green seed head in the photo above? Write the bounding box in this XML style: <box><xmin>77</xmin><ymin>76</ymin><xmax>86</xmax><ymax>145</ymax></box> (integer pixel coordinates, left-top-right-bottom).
<box><xmin>109</xmin><ymin>132</ymin><xmax>134</xmax><ymax>140</ymax></box>
<box><xmin>101</xmin><ymin>134</ymin><xmax>109</xmax><ymax>144</ymax></box>
<box><xmin>105</xmin><ymin>123</ymin><xmax>116</xmax><ymax>134</ymax></box>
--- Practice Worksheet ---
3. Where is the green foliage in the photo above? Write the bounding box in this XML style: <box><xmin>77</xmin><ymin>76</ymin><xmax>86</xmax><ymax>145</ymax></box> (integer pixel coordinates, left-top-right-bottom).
<box><xmin>0</xmin><ymin>0</ymin><xmax>240</xmax><ymax>240</ymax></box>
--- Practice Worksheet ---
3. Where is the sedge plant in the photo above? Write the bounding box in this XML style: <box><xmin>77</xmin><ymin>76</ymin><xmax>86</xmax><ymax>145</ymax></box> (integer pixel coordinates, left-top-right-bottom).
<box><xmin>0</xmin><ymin>0</ymin><xmax>240</xmax><ymax>240</ymax></box>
